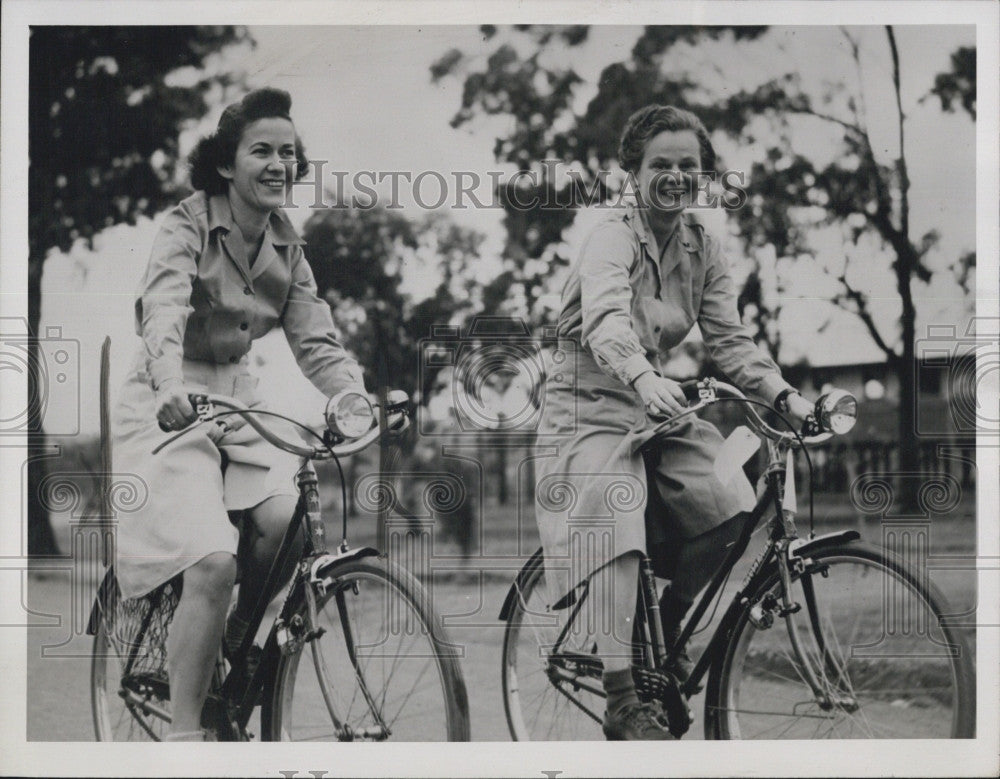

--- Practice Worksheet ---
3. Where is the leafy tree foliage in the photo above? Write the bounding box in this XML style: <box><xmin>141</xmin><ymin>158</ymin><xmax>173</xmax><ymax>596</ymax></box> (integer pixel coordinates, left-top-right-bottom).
<box><xmin>927</xmin><ymin>46</ymin><xmax>975</xmax><ymax>119</ymax></box>
<box><xmin>301</xmin><ymin>205</ymin><xmax>487</xmax><ymax>402</ymax></box>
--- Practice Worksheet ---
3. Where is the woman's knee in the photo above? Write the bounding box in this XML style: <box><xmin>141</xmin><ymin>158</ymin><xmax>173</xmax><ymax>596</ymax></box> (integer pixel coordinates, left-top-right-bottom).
<box><xmin>185</xmin><ymin>552</ymin><xmax>237</xmax><ymax>596</ymax></box>
<box><xmin>248</xmin><ymin>495</ymin><xmax>297</xmax><ymax>540</ymax></box>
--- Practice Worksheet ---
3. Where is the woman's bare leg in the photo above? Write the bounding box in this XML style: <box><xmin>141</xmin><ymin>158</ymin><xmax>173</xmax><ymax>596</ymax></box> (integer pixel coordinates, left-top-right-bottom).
<box><xmin>226</xmin><ymin>495</ymin><xmax>302</xmax><ymax>651</ymax></box>
<box><xmin>166</xmin><ymin>552</ymin><xmax>236</xmax><ymax>735</ymax></box>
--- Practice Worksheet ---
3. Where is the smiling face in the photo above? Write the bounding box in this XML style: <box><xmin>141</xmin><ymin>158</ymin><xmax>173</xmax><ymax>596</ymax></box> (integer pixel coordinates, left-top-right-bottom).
<box><xmin>636</xmin><ymin>129</ymin><xmax>702</xmax><ymax>214</ymax></box>
<box><xmin>217</xmin><ymin>116</ymin><xmax>297</xmax><ymax>217</ymax></box>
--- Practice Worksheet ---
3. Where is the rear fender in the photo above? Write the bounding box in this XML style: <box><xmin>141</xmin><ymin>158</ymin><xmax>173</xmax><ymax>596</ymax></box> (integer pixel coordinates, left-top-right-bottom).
<box><xmin>86</xmin><ymin>567</ymin><xmax>118</xmax><ymax>636</ymax></box>
<box><xmin>498</xmin><ymin>547</ymin><xmax>545</xmax><ymax>621</ymax></box>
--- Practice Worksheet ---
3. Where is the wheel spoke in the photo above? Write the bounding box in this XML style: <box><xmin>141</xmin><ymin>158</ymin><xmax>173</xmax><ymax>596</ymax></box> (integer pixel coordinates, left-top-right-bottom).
<box><xmin>268</xmin><ymin>561</ymin><xmax>463</xmax><ymax>741</ymax></box>
<box><xmin>714</xmin><ymin>546</ymin><xmax>973</xmax><ymax>740</ymax></box>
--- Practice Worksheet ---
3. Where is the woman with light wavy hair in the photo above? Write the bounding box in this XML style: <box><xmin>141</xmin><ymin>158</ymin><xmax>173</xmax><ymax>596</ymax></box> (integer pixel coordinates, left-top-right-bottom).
<box><xmin>533</xmin><ymin>104</ymin><xmax>813</xmax><ymax>740</ymax></box>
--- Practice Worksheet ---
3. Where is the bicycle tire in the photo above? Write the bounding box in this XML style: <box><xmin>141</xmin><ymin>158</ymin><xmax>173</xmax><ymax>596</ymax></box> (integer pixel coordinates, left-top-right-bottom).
<box><xmin>501</xmin><ymin>553</ymin><xmax>610</xmax><ymax>741</ymax></box>
<box><xmin>262</xmin><ymin>555</ymin><xmax>470</xmax><ymax>742</ymax></box>
<box><xmin>705</xmin><ymin>540</ymin><xmax>976</xmax><ymax>739</ymax></box>
<box><xmin>90</xmin><ymin>572</ymin><xmax>177</xmax><ymax>741</ymax></box>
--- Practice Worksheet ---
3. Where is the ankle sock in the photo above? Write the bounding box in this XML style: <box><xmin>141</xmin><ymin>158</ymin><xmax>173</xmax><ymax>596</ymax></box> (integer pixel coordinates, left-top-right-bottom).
<box><xmin>603</xmin><ymin>668</ymin><xmax>639</xmax><ymax>715</ymax></box>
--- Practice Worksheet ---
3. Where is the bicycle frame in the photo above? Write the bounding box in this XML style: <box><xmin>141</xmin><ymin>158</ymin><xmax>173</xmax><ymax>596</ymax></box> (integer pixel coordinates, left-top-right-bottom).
<box><xmin>654</xmin><ymin>435</ymin><xmax>860</xmax><ymax>701</ymax></box>
<box><xmin>219</xmin><ymin>459</ymin><xmax>382</xmax><ymax>731</ymax></box>
<box><xmin>531</xmin><ymin>428</ymin><xmax>857</xmax><ymax>729</ymax></box>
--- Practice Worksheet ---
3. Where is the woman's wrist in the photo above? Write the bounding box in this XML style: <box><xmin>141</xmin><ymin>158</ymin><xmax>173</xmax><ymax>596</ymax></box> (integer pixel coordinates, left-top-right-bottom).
<box><xmin>774</xmin><ymin>388</ymin><xmax>801</xmax><ymax>414</ymax></box>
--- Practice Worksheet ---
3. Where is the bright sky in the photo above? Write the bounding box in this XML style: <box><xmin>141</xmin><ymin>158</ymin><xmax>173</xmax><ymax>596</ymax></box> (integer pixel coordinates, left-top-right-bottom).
<box><xmin>39</xmin><ymin>24</ymin><xmax>978</xmax><ymax>434</ymax></box>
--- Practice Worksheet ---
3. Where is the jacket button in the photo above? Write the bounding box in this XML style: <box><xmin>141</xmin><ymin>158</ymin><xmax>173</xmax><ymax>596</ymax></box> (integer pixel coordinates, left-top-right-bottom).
<box><xmin>229</xmin><ymin>356</ymin><xmax>239</xmax><ymax>364</ymax></box>
<box><xmin>240</xmin><ymin>322</ymin><xmax>249</xmax><ymax>331</ymax></box>
<box><xmin>243</xmin><ymin>286</ymin><xmax>252</xmax><ymax>295</ymax></box>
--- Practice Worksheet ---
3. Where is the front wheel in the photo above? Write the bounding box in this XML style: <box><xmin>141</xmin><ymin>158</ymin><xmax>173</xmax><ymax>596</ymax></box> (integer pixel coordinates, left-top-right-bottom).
<box><xmin>262</xmin><ymin>556</ymin><xmax>469</xmax><ymax>741</ymax></box>
<box><xmin>706</xmin><ymin>541</ymin><xmax>975</xmax><ymax>739</ymax></box>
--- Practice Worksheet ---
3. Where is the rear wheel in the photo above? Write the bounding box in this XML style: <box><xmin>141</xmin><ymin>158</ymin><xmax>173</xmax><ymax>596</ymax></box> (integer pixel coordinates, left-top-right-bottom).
<box><xmin>90</xmin><ymin>573</ymin><xmax>179</xmax><ymax>741</ymax></box>
<box><xmin>263</xmin><ymin>556</ymin><xmax>469</xmax><ymax>741</ymax></box>
<box><xmin>707</xmin><ymin>541</ymin><xmax>976</xmax><ymax>739</ymax></box>
<box><xmin>501</xmin><ymin>554</ymin><xmax>609</xmax><ymax>740</ymax></box>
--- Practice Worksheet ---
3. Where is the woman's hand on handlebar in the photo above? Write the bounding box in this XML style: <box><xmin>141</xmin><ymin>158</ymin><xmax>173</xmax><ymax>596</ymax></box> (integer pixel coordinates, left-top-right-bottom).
<box><xmin>783</xmin><ymin>391</ymin><xmax>815</xmax><ymax>428</ymax></box>
<box><xmin>155</xmin><ymin>380</ymin><xmax>198</xmax><ymax>432</ymax></box>
<box><xmin>633</xmin><ymin>372</ymin><xmax>687</xmax><ymax>417</ymax></box>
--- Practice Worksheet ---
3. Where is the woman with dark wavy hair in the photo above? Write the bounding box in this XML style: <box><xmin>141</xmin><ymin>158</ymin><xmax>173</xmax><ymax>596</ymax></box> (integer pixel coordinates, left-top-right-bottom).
<box><xmin>112</xmin><ymin>88</ymin><xmax>366</xmax><ymax>740</ymax></box>
<box><xmin>533</xmin><ymin>105</ymin><xmax>813</xmax><ymax>740</ymax></box>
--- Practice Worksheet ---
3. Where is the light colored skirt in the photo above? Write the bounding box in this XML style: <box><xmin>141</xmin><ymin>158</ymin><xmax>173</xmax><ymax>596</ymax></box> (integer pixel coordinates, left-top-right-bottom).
<box><xmin>111</xmin><ymin>349</ymin><xmax>300</xmax><ymax>599</ymax></box>
<box><xmin>533</xmin><ymin>344</ymin><xmax>755</xmax><ymax>603</ymax></box>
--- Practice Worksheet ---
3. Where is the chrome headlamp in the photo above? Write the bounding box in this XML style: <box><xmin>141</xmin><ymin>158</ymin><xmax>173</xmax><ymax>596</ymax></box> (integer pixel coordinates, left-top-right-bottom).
<box><xmin>325</xmin><ymin>390</ymin><xmax>375</xmax><ymax>438</ymax></box>
<box><xmin>814</xmin><ymin>389</ymin><xmax>858</xmax><ymax>435</ymax></box>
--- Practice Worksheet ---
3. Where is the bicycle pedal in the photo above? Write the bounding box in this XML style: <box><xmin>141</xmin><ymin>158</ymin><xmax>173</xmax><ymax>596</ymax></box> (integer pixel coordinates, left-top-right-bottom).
<box><xmin>660</xmin><ymin>683</ymin><xmax>691</xmax><ymax>738</ymax></box>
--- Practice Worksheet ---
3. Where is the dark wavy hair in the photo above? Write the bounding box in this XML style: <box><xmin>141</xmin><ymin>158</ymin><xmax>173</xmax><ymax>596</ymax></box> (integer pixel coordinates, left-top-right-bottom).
<box><xmin>188</xmin><ymin>87</ymin><xmax>310</xmax><ymax>195</ymax></box>
<box><xmin>618</xmin><ymin>105</ymin><xmax>716</xmax><ymax>174</ymax></box>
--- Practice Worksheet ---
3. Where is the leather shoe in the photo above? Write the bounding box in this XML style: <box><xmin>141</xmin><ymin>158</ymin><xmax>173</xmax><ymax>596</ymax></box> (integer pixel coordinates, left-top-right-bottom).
<box><xmin>602</xmin><ymin>702</ymin><xmax>674</xmax><ymax>740</ymax></box>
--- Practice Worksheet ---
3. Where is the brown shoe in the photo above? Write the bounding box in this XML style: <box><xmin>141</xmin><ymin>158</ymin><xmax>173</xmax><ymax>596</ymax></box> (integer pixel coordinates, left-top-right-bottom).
<box><xmin>602</xmin><ymin>702</ymin><xmax>674</xmax><ymax>740</ymax></box>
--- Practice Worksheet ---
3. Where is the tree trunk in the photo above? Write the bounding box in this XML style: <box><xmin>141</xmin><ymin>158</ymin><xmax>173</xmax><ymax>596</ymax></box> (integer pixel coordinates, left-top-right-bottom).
<box><xmin>27</xmin><ymin>252</ymin><xmax>60</xmax><ymax>557</ymax></box>
<box><xmin>895</xmin><ymin>295</ymin><xmax>920</xmax><ymax>513</ymax></box>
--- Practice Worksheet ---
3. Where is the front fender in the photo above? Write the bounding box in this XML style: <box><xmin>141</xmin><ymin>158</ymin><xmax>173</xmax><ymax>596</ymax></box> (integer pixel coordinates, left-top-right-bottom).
<box><xmin>788</xmin><ymin>530</ymin><xmax>861</xmax><ymax>560</ymax></box>
<box><xmin>311</xmin><ymin>545</ymin><xmax>380</xmax><ymax>584</ymax></box>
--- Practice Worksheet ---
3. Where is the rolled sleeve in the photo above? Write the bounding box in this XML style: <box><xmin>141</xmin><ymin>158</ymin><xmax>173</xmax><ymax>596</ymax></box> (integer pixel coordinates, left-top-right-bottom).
<box><xmin>698</xmin><ymin>237</ymin><xmax>793</xmax><ymax>407</ymax></box>
<box><xmin>579</xmin><ymin>223</ymin><xmax>655</xmax><ymax>387</ymax></box>
<box><xmin>282</xmin><ymin>248</ymin><xmax>366</xmax><ymax>397</ymax></box>
<box><xmin>137</xmin><ymin>209</ymin><xmax>199</xmax><ymax>391</ymax></box>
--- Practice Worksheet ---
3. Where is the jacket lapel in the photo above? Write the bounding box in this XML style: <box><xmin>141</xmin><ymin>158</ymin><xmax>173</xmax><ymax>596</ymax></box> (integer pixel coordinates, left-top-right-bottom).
<box><xmin>250</xmin><ymin>235</ymin><xmax>280</xmax><ymax>280</ymax></box>
<box><xmin>219</xmin><ymin>229</ymin><xmax>255</xmax><ymax>288</ymax></box>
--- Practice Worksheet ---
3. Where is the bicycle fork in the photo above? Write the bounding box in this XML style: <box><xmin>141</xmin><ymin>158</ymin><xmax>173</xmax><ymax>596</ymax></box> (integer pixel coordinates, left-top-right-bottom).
<box><xmin>773</xmin><ymin>540</ymin><xmax>859</xmax><ymax>713</ymax></box>
<box><xmin>762</xmin><ymin>460</ymin><xmax>859</xmax><ymax>713</ymax></box>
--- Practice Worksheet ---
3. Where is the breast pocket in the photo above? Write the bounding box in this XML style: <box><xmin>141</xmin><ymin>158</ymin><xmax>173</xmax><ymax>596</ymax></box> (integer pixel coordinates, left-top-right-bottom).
<box><xmin>253</xmin><ymin>256</ymin><xmax>292</xmax><ymax>308</ymax></box>
<box><xmin>633</xmin><ymin>293</ymin><xmax>693</xmax><ymax>355</ymax></box>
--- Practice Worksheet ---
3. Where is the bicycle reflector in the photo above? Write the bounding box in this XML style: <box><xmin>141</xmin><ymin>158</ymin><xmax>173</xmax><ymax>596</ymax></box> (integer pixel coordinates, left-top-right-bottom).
<box><xmin>325</xmin><ymin>390</ymin><xmax>375</xmax><ymax>438</ymax></box>
<box><xmin>815</xmin><ymin>389</ymin><xmax>858</xmax><ymax>435</ymax></box>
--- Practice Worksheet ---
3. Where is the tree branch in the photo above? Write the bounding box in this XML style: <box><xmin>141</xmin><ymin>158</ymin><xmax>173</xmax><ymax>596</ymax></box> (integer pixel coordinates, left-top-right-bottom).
<box><xmin>834</xmin><ymin>272</ymin><xmax>899</xmax><ymax>360</ymax></box>
<box><xmin>886</xmin><ymin>25</ymin><xmax>910</xmax><ymax>243</ymax></box>
<box><xmin>840</xmin><ymin>27</ymin><xmax>869</xmax><ymax>132</ymax></box>
<box><xmin>794</xmin><ymin>106</ymin><xmax>866</xmax><ymax>137</ymax></box>
<box><xmin>799</xmin><ymin>250</ymin><xmax>899</xmax><ymax>361</ymax></box>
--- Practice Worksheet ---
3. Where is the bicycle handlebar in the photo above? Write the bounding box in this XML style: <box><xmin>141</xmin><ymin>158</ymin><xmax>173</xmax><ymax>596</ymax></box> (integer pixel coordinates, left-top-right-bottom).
<box><xmin>653</xmin><ymin>379</ymin><xmax>834</xmax><ymax>447</ymax></box>
<box><xmin>154</xmin><ymin>393</ymin><xmax>408</xmax><ymax>459</ymax></box>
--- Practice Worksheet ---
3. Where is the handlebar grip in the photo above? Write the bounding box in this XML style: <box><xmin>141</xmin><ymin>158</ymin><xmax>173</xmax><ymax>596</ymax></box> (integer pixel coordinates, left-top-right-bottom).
<box><xmin>157</xmin><ymin>393</ymin><xmax>206</xmax><ymax>432</ymax></box>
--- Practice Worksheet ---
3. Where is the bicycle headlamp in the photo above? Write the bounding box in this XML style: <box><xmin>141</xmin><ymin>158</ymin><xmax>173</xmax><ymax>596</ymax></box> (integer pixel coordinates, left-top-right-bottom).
<box><xmin>325</xmin><ymin>390</ymin><xmax>375</xmax><ymax>438</ymax></box>
<box><xmin>815</xmin><ymin>389</ymin><xmax>858</xmax><ymax>435</ymax></box>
